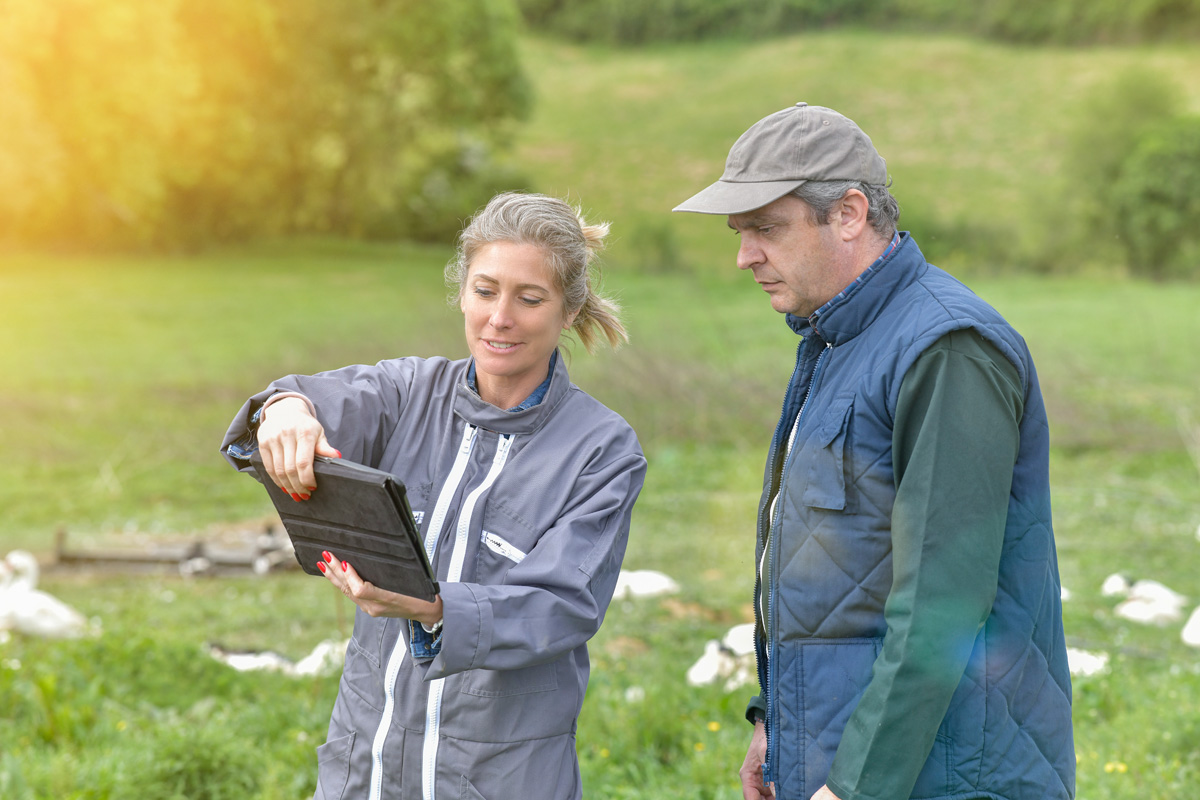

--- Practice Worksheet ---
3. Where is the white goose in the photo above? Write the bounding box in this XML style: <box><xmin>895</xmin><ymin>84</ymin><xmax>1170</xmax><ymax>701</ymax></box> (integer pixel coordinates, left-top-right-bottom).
<box><xmin>2</xmin><ymin>550</ymin><xmax>93</xmax><ymax>639</ymax></box>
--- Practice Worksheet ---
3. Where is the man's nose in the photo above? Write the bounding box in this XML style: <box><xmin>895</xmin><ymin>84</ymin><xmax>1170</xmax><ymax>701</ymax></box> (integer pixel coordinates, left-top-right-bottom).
<box><xmin>736</xmin><ymin>237</ymin><xmax>762</xmax><ymax>271</ymax></box>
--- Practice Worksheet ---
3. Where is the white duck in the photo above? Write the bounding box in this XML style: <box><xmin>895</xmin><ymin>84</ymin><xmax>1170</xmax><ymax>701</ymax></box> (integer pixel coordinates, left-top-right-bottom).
<box><xmin>207</xmin><ymin>638</ymin><xmax>348</xmax><ymax>677</ymax></box>
<box><xmin>1113</xmin><ymin>578</ymin><xmax>1188</xmax><ymax>626</ymax></box>
<box><xmin>1182</xmin><ymin>606</ymin><xmax>1200</xmax><ymax>648</ymax></box>
<box><xmin>612</xmin><ymin>569</ymin><xmax>680</xmax><ymax>600</ymax></box>
<box><xmin>686</xmin><ymin>623</ymin><xmax>758</xmax><ymax>691</ymax></box>
<box><xmin>2</xmin><ymin>550</ymin><xmax>93</xmax><ymax>639</ymax></box>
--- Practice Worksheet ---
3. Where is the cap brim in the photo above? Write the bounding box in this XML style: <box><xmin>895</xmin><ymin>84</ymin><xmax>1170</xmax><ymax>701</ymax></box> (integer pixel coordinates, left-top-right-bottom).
<box><xmin>672</xmin><ymin>179</ymin><xmax>806</xmax><ymax>215</ymax></box>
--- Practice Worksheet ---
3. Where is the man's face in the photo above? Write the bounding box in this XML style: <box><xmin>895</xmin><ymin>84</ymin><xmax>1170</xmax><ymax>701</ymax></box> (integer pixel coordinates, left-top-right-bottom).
<box><xmin>727</xmin><ymin>194</ymin><xmax>846</xmax><ymax>318</ymax></box>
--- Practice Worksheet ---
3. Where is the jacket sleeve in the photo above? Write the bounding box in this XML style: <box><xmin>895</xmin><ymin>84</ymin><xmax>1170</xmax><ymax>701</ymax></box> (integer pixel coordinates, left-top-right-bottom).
<box><xmin>826</xmin><ymin>328</ymin><xmax>1023</xmax><ymax>800</ymax></box>
<box><xmin>421</xmin><ymin>436</ymin><xmax>647</xmax><ymax>678</ymax></box>
<box><xmin>218</xmin><ymin>360</ymin><xmax>415</xmax><ymax>471</ymax></box>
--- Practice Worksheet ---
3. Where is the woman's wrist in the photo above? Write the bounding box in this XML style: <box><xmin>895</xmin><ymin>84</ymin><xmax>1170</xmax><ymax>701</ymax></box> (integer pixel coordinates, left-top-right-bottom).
<box><xmin>414</xmin><ymin>596</ymin><xmax>444</xmax><ymax>627</ymax></box>
<box><xmin>261</xmin><ymin>392</ymin><xmax>317</xmax><ymax>420</ymax></box>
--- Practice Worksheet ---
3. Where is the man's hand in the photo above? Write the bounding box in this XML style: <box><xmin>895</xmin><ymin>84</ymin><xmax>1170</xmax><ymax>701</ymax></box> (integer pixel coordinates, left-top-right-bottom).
<box><xmin>740</xmin><ymin>720</ymin><xmax>774</xmax><ymax>799</ymax></box>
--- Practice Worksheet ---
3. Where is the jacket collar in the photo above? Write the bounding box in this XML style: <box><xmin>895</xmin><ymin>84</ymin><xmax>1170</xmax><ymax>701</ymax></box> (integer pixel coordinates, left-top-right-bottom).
<box><xmin>785</xmin><ymin>232</ymin><xmax>924</xmax><ymax>345</ymax></box>
<box><xmin>452</xmin><ymin>348</ymin><xmax>571</xmax><ymax>435</ymax></box>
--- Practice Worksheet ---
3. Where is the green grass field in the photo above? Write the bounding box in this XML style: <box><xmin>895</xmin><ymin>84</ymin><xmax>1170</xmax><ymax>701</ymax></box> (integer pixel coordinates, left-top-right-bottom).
<box><xmin>3</xmin><ymin>29</ymin><xmax>1200</xmax><ymax>800</ymax></box>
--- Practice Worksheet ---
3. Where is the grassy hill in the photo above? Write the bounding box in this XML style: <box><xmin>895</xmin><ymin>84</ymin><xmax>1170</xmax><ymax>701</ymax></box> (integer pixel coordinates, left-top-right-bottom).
<box><xmin>2</xmin><ymin>30</ymin><xmax>1199</xmax><ymax>800</ymax></box>
<box><xmin>514</xmin><ymin>32</ymin><xmax>1200</xmax><ymax>275</ymax></box>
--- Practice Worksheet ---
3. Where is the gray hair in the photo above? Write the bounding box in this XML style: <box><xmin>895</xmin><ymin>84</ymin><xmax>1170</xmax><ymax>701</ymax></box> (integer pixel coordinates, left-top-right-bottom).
<box><xmin>446</xmin><ymin>192</ymin><xmax>627</xmax><ymax>354</ymax></box>
<box><xmin>790</xmin><ymin>180</ymin><xmax>900</xmax><ymax>239</ymax></box>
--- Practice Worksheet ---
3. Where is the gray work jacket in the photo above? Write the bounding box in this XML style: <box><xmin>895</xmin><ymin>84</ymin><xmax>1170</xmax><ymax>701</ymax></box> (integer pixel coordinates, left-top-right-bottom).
<box><xmin>222</xmin><ymin>353</ymin><xmax>646</xmax><ymax>800</ymax></box>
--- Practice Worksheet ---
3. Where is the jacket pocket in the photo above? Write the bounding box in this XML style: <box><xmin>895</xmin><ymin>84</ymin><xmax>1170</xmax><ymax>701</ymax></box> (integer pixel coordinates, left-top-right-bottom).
<box><xmin>801</xmin><ymin>397</ymin><xmax>853</xmax><ymax>511</ymax></box>
<box><xmin>313</xmin><ymin>732</ymin><xmax>355</xmax><ymax>800</ymax></box>
<box><xmin>349</xmin><ymin>611</ymin><xmax>387</xmax><ymax>669</ymax></box>
<box><xmin>773</xmin><ymin>637</ymin><xmax>882</xmax><ymax>795</ymax></box>
<box><xmin>460</xmin><ymin>660</ymin><xmax>558</xmax><ymax>698</ymax></box>
<box><xmin>480</xmin><ymin>530</ymin><xmax>527</xmax><ymax>564</ymax></box>
<box><xmin>459</xmin><ymin>775</ymin><xmax>489</xmax><ymax>800</ymax></box>
<box><xmin>341</xmin><ymin>614</ymin><xmax>391</xmax><ymax>710</ymax></box>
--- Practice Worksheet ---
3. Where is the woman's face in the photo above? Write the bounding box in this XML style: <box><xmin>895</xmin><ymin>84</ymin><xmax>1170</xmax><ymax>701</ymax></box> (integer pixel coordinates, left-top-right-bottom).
<box><xmin>461</xmin><ymin>241</ymin><xmax>576</xmax><ymax>408</ymax></box>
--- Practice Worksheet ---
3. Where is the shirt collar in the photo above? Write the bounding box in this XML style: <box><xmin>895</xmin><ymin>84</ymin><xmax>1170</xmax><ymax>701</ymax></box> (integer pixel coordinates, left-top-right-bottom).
<box><xmin>467</xmin><ymin>350</ymin><xmax>558</xmax><ymax>412</ymax></box>
<box><xmin>786</xmin><ymin>231</ymin><xmax>903</xmax><ymax>338</ymax></box>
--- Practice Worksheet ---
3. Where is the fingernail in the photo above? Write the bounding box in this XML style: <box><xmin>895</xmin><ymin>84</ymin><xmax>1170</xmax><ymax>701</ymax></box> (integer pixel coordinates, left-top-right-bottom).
<box><xmin>307</xmin><ymin>486</ymin><xmax>317</xmax><ymax>492</ymax></box>
<box><xmin>322</xmin><ymin>551</ymin><xmax>333</xmax><ymax>563</ymax></box>
<box><xmin>299</xmin><ymin>493</ymin><xmax>310</xmax><ymax>501</ymax></box>
<box><xmin>291</xmin><ymin>493</ymin><xmax>302</xmax><ymax>502</ymax></box>
<box><xmin>342</xmin><ymin>561</ymin><xmax>349</xmax><ymax>572</ymax></box>
<box><xmin>334</xmin><ymin>450</ymin><xmax>343</xmax><ymax>458</ymax></box>
<box><xmin>317</xmin><ymin>561</ymin><xmax>327</xmax><ymax>573</ymax></box>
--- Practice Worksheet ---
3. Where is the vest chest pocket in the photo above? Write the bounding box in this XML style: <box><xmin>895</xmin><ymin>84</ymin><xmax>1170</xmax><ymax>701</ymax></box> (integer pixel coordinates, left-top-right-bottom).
<box><xmin>801</xmin><ymin>397</ymin><xmax>853</xmax><ymax>511</ymax></box>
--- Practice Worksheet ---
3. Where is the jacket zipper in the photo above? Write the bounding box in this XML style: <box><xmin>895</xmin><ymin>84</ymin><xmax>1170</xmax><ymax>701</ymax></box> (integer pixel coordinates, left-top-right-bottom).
<box><xmin>422</xmin><ymin>431</ymin><xmax>514</xmax><ymax>800</ymax></box>
<box><xmin>368</xmin><ymin>424</ymin><xmax>478</xmax><ymax>800</ymax></box>
<box><xmin>762</xmin><ymin>339</ymin><xmax>831</xmax><ymax>788</ymax></box>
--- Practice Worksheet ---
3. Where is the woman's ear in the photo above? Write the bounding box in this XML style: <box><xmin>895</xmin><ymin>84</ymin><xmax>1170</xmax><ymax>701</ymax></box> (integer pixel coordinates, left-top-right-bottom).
<box><xmin>563</xmin><ymin>308</ymin><xmax>580</xmax><ymax>330</ymax></box>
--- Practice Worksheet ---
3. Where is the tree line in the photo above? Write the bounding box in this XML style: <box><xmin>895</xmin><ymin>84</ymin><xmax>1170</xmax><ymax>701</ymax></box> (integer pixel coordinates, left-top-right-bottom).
<box><xmin>517</xmin><ymin>0</ymin><xmax>1200</xmax><ymax>47</ymax></box>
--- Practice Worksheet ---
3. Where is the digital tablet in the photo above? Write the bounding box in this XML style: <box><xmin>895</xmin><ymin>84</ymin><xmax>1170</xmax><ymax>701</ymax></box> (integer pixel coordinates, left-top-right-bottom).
<box><xmin>249</xmin><ymin>453</ymin><xmax>439</xmax><ymax>601</ymax></box>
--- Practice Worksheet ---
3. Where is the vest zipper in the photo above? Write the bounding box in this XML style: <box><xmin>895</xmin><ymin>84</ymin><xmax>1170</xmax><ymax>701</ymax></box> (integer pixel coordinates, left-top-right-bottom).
<box><xmin>762</xmin><ymin>340</ymin><xmax>832</xmax><ymax>788</ymax></box>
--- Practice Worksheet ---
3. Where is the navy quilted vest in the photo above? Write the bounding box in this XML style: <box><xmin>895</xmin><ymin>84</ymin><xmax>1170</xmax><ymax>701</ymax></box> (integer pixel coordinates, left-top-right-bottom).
<box><xmin>755</xmin><ymin>235</ymin><xmax>1074</xmax><ymax>799</ymax></box>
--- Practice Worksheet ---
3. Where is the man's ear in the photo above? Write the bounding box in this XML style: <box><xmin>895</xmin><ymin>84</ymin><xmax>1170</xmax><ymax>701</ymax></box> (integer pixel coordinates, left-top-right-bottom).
<box><xmin>837</xmin><ymin>189</ymin><xmax>870</xmax><ymax>242</ymax></box>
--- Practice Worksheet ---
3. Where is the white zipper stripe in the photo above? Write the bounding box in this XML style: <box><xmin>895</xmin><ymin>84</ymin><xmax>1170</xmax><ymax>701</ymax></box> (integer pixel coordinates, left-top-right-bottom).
<box><xmin>369</xmin><ymin>633</ymin><xmax>409</xmax><ymax>800</ymax></box>
<box><xmin>447</xmin><ymin>435</ymin><xmax>512</xmax><ymax>583</ymax></box>
<box><xmin>367</xmin><ymin>424</ymin><xmax>478</xmax><ymax>800</ymax></box>
<box><xmin>423</xmin><ymin>433</ymin><xmax>513</xmax><ymax>800</ymax></box>
<box><xmin>425</xmin><ymin>425</ymin><xmax>479</xmax><ymax>561</ymax></box>
<box><xmin>481</xmin><ymin>531</ymin><xmax>527</xmax><ymax>564</ymax></box>
<box><xmin>422</xmin><ymin>679</ymin><xmax>444</xmax><ymax>800</ymax></box>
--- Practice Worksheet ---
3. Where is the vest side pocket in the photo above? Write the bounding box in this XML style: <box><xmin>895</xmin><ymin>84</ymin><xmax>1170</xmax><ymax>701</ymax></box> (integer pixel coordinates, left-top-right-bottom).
<box><xmin>802</xmin><ymin>397</ymin><xmax>853</xmax><ymax>511</ymax></box>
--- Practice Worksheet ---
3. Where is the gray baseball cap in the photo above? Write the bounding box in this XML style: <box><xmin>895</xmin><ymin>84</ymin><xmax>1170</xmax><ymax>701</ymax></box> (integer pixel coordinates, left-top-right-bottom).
<box><xmin>673</xmin><ymin>102</ymin><xmax>888</xmax><ymax>215</ymax></box>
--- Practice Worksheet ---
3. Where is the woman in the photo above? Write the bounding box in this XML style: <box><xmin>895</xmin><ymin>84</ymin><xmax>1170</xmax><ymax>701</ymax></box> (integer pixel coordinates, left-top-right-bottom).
<box><xmin>220</xmin><ymin>192</ymin><xmax>646</xmax><ymax>800</ymax></box>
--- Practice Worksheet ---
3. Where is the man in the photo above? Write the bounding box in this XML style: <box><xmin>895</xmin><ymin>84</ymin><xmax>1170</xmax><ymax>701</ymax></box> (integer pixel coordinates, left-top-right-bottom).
<box><xmin>673</xmin><ymin>104</ymin><xmax>1075</xmax><ymax>800</ymax></box>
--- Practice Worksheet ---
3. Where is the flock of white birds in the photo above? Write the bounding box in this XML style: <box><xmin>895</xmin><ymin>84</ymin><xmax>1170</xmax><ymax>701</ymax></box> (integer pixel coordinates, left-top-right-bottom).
<box><xmin>2</xmin><ymin>551</ymin><xmax>1198</xmax><ymax>686</ymax></box>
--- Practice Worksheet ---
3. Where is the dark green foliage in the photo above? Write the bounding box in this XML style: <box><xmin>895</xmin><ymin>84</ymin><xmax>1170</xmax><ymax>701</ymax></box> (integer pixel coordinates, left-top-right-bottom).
<box><xmin>0</xmin><ymin>0</ymin><xmax>530</xmax><ymax>249</ymax></box>
<box><xmin>515</xmin><ymin>0</ymin><xmax>1200</xmax><ymax>45</ymax></box>
<box><xmin>1030</xmin><ymin>68</ymin><xmax>1178</xmax><ymax>274</ymax></box>
<box><xmin>1051</xmin><ymin>69</ymin><xmax>1200</xmax><ymax>279</ymax></box>
<box><xmin>1112</xmin><ymin>116</ymin><xmax>1200</xmax><ymax>279</ymax></box>
<box><xmin>517</xmin><ymin>0</ymin><xmax>880</xmax><ymax>45</ymax></box>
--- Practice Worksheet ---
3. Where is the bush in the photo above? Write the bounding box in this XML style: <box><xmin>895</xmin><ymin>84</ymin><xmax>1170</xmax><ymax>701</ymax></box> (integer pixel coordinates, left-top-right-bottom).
<box><xmin>0</xmin><ymin>0</ymin><xmax>531</xmax><ymax>250</ymax></box>
<box><xmin>1041</xmin><ymin>68</ymin><xmax>1182</xmax><ymax>272</ymax></box>
<box><xmin>1112</xmin><ymin>116</ymin><xmax>1200</xmax><ymax>280</ymax></box>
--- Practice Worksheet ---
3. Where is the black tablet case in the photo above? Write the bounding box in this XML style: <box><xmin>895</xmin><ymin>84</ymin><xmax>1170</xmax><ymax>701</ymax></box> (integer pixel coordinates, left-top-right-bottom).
<box><xmin>250</xmin><ymin>453</ymin><xmax>439</xmax><ymax>601</ymax></box>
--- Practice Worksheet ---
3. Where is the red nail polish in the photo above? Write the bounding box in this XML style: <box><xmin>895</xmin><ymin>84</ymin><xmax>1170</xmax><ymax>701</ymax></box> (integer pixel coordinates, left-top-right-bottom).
<box><xmin>322</xmin><ymin>551</ymin><xmax>333</xmax><ymax>563</ymax></box>
<box><xmin>291</xmin><ymin>493</ymin><xmax>302</xmax><ymax>502</ymax></box>
<box><xmin>317</xmin><ymin>561</ymin><xmax>327</xmax><ymax>573</ymax></box>
<box><xmin>342</xmin><ymin>561</ymin><xmax>349</xmax><ymax>572</ymax></box>
<box><xmin>334</xmin><ymin>450</ymin><xmax>343</xmax><ymax>458</ymax></box>
<box><xmin>299</xmin><ymin>493</ymin><xmax>310</xmax><ymax>501</ymax></box>
<box><xmin>307</xmin><ymin>487</ymin><xmax>317</xmax><ymax>492</ymax></box>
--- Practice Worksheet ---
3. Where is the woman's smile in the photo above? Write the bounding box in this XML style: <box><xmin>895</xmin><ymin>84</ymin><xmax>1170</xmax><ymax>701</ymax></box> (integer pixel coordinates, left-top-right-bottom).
<box><xmin>461</xmin><ymin>241</ymin><xmax>576</xmax><ymax>409</ymax></box>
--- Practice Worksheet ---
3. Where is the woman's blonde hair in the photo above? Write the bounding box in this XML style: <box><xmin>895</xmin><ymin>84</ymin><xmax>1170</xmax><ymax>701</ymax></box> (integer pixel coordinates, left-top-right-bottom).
<box><xmin>445</xmin><ymin>192</ymin><xmax>627</xmax><ymax>353</ymax></box>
